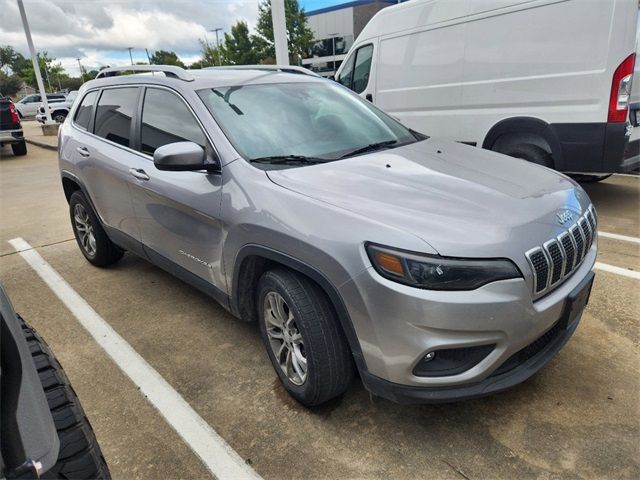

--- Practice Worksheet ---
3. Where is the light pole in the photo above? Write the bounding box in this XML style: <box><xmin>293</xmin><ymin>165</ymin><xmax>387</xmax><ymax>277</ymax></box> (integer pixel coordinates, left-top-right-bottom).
<box><xmin>77</xmin><ymin>58</ymin><xmax>85</xmax><ymax>82</ymax></box>
<box><xmin>329</xmin><ymin>33</ymin><xmax>339</xmax><ymax>76</ymax></box>
<box><xmin>209</xmin><ymin>28</ymin><xmax>223</xmax><ymax>66</ymax></box>
<box><xmin>16</xmin><ymin>0</ymin><xmax>52</xmax><ymax>123</ymax></box>
<box><xmin>127</xmin><ymin>47</ymin><xmax>134</xmax><ymax>65</ymax></box>
<box><xmin>272</xmin><ymin>0</ymin><xmax>289</xmax><ymax>65</ymax></box>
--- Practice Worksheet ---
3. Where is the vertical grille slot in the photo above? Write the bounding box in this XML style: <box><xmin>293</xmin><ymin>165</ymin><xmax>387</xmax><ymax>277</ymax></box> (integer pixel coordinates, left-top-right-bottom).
<box><xmin>579</xmin><ymin>217</ymin><xmax>592</xmax><ymax>253</ymax></box>
<box><xmin>585</xmin><ymin>209</ymin><xmax>596</xmax><ymax>233</ymax></box>
<box><xmin>571</xmin><ymin>224</ymin><xmax>585</xmax><ymax>264</ymax></box>
<box><xmin>558</xmin><ymin>231</ymin><xmax>575</xmax><ymax>274</ymax></box>
<box><xmin>544</xmin><ymin>240</ymin><xmax>564</xmax><ymax>285</ymax></box>
<box><xmin>526</xmin><ymin>248</ymin><xmax>549</xmax><ymax>293</ymax></box>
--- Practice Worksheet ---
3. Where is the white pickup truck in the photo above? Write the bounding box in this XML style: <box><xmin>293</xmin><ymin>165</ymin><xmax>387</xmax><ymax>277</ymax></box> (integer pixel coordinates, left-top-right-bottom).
<box><xmin>35</xmin><ymin>90</ymin><xmax>78</xmax><ymax>124</ymax></box>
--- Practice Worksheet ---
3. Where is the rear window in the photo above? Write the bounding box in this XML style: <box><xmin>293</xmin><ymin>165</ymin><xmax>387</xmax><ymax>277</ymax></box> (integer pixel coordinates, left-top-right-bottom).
<box><xmin>94</xmin><ymin>87</ymin><xmax>139</xmax><ymax>147</ymax></box>
<box><xmin>73</xmin><ymin>91</ymin><xmax>98</xmax><ymax>131</ymax></box>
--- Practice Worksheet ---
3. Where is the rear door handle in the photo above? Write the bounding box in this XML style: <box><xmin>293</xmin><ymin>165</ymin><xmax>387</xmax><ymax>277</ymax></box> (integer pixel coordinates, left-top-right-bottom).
<box><xmin>129</xmin><ymin>168</ymin><xmax>150</xmax><ymax>181</ymax></box>
<box><xmin>76</xmin><ymin>146</ymin><xmax>90</xmax><ymax>157</ymax></box>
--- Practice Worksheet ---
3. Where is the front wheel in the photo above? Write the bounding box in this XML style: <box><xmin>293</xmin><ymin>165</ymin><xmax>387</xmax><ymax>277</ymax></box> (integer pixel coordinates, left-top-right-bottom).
<box><xmin>257</xmin><ymin>269</ymin><xmax>354</xmax><ymax>406</ymax></box>
<box><xmin>569</xmin><ymin>174</ymin><xmax>613</xmax><ymax>183</ymax></box>
<box><xmin>53</xmin><ymin>111</ymin><xmax>67</xmax><ymax>123</ymax></box>
<box><xmin>11</xmin><ymin>140</ymin><xmax>27</xmax><ymax>156</ymax></box>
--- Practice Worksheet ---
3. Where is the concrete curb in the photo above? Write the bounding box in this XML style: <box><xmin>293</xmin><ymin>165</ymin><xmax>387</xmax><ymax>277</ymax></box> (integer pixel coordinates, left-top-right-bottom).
<box><xmin>25</xmin><ymin>138</ymin><xmax>58</xmax><ymax>151</ymax></box>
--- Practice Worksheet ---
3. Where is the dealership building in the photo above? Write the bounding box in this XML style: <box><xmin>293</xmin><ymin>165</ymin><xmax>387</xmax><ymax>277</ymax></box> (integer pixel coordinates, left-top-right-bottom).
<box><xmin>302</xmin><ymin>0</ymin><xmax>398</xmax><ymax>76</ymax></box>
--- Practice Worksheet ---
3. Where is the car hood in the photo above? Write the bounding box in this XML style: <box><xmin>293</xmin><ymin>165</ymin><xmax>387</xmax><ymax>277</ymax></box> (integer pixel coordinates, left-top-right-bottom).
<box><xmin>266</xmin><ymin>138</ymin><xmax>590</xmax><ymax>259</ymax></box>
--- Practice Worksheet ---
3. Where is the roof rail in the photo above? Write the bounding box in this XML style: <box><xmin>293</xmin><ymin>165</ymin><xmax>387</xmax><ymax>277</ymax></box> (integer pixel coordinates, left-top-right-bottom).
<box><xmin>95</xmin><ymin>65</ymin><xmax>194</xmax><ymax>81</ymax></box>
<box><xmin>204</xmin><ymin>65</ymin><xmax>320</xmax><ymax>77</ymax></box>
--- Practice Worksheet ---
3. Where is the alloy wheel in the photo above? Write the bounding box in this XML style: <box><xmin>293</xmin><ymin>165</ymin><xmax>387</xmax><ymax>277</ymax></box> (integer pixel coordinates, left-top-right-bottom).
<box><xmin>73</xmin><ymin>203</ymin><xmax>97</xmax><ymax>257</ymax></box>
<box><xmin>263</xmin><ymin>291</ymin><xmax>307</xmax><ymax>385</ymax></box>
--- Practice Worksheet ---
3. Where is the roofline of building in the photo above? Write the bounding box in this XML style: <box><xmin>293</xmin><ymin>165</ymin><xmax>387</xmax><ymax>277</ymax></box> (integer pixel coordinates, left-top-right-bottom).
<box><xmin>306</xmin><ymin>0</ymin><xmax>397</xmax><ymax>17</ymax></box>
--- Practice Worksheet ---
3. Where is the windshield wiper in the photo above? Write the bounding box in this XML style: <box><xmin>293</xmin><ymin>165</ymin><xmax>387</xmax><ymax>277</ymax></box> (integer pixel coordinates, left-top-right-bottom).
<box><xmin>249</xmin><ymin>155</ymin><xmax>329</xmax><ymax>165</ymax></box>
<box><xmin>338</xmin><ymin>140</ymin><xmax>399</xmax><ymax>159</ymax></box>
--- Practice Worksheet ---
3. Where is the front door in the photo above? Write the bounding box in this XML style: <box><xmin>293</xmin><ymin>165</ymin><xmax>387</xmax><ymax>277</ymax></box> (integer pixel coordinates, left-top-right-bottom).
<box><xmin>127</xmin><ymin>87</ymin><xmax>226</xmax><ymax>291</ymax></box>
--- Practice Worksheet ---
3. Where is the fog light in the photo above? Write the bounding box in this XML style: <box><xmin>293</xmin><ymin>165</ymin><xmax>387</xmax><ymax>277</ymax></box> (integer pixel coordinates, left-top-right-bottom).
<box><xmin>423</xmin><ymin>351</ymin><xmax>435</xmax><ymax>362</ymax></box>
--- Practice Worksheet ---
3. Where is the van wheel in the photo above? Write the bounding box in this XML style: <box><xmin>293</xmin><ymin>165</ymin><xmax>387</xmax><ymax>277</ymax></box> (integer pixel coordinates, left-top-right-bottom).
<box><xmin>69</xmin><ymin>191</ymin><xmax>124</xmax><ymax>267</ymax></box>
<box><xmin>257</xmin><ymin>268</ymin><xmax>354</xmax><ymax>406</ymax></box>
<box><xmin>11</xmin><ymin>140</ymin><xmax>27</xmax><ymax>156</ymax></box>
<box><xmin>497</xmin><ymin>144</ymin><xmax>553</xmax><ymax>168</ymax></box>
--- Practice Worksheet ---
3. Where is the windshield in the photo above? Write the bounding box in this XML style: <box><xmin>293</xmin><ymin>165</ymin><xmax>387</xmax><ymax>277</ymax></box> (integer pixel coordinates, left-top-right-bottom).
<box><xmin>197</xmin><ymin>81</ymin><xmax>418</xmax><ymax>164</ymax></box>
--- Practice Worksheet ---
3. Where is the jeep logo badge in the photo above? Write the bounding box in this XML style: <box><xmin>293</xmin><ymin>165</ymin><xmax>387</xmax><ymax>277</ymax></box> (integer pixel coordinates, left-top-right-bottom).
<box><xmin>556</xmin><ymin>209</ymin><xmax>575</xmax><ymax>225</ymax></box>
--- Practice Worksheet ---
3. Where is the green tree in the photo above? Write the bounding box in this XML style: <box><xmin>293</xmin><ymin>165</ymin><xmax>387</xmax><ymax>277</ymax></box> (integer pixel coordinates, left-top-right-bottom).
<box><xmin>253</xmin><ymin>0</ymin><xmax>314</xmax><ymax>65</ymax></box>
<box><xmin>220</xmin><ymin>21</ymin><xmax>261</xmax><ymax>65</ymax></box>
<box><xmin>198</xmin><ymin>38</ymin><xmax>223</xmax><ymax>67</ymax></box>
<box><xmin>0</xmin><ymin>71</ymin><xmax>22</xmax><ymax>97</ymax></box>
<box><xmin>149</xmin><ymin>50</ymin><xmax>186</xmax><ymax>68</ymax></box>
<box><xmin>0</xmin><ymin>46</ymin><xmax>19</xmax><ymax>74</ymax></box>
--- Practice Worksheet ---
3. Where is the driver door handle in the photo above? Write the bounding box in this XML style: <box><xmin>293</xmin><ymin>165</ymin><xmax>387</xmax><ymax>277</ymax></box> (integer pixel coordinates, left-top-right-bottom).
<box><xmin>76</xmin><ymin>146</ymin><xmax>90</xmax><ymax>157</ymax></box>
<box><xmin>129</xmin><ymin>168</ymin><xmax>150</xmax><ymax>181</ymax></box>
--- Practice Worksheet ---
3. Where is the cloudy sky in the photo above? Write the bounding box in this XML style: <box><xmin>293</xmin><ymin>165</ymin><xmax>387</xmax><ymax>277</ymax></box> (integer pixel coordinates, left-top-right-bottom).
<box><xmin>0</xmin><ymin>0</ymin><xmax>344</xmax><ymax>75</ymax></box>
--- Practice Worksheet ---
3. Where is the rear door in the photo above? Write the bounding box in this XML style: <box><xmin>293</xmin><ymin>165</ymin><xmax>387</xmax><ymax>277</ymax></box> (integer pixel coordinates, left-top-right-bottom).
<box><xmin>74</xmin><ymin>87</ymin><xmax>141</xmax><ymax>244</ymax></box>
<box><xmin>127</xmin><ymin>86</ymin><xmax>226</xmax><ymax>290</ymax></box>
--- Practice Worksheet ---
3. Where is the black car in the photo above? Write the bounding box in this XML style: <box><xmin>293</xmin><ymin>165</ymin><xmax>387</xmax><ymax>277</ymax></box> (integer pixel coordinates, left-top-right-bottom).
<box><xmin>0</xmin><ymin>96</ymin><xmax>27</xmax><ymax>156</ymax></box>
<box><xmin>0</xmin><ymin>285</ymin><xmax>110</xmax><ymax>479</ymax></box>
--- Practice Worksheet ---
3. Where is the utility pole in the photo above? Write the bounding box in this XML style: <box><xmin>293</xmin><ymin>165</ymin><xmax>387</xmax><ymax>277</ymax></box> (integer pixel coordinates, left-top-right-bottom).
<box><xmin>77</xmin><ymin>58</ymin><xmax>85</xmax><ymax>82</ymax></box>
<box><xmin>127</xmin><ymin>47</ymin><xmax>134</xmax><ymax>65</ymax></box>
<box><xmin>209</xmin><ymin>28</ymin><xmax>223</xmax><ymax>66</ymax></box>
<box><xmin>272</xmin><ymin>0</ymin><xmax>289</xmax><ymax>65</ymax></box>
<box><xmin>145</xmin><ymin>48</ymin><xmax>152</xmax><ymax>64</ymax></box>
<box><xmin>16</xmin><ymin>0</ymin><xmax>52</xmax><ymax>123</ymax></box>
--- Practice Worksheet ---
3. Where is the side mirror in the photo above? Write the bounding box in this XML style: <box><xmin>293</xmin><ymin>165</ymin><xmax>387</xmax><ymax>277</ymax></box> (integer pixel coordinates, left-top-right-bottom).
<box><xmin>153</xmin><ymin>141</ymin><xmax>206</xmax><ymax>171</ymax></box>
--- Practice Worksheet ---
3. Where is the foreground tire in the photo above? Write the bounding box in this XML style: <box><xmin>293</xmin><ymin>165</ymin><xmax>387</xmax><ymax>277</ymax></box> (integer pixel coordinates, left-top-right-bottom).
<box><xmin>496</xmin><ymin>143</ymin><xmax>553</xmax><ymax>168</ymax></box>
<box><xmin>257</xmin><ymin>268</ymin><xmax>354</xmax><ymax>406</ymax></box>
<box><xmin>19</xmin><ymin>316</ymin><xmax>111</xmax><ymax>480</ymax></box>
<box><xmin>11</xmin><ymin>140</ymin><xmax>27</xmax><ymax>156</ymax></box>
<box><xmin>69</xmin><ymin>191</ymin><xmax>123</xmax><ymax>267</ymax></box>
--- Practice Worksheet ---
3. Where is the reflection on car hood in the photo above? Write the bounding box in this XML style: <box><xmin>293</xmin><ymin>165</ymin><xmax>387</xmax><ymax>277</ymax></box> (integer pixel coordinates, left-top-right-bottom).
<box><xmin>266</xmin><ymin>138</ymin><xmax>590</xmax><ymax>258</ymax></box>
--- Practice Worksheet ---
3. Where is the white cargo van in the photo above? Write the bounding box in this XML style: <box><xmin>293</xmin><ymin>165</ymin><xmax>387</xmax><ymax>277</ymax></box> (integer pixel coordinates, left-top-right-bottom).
<box><xmin>335</xmin><ymin>0</ymin><xmax>638</xmax><ymax>178</ymax></box>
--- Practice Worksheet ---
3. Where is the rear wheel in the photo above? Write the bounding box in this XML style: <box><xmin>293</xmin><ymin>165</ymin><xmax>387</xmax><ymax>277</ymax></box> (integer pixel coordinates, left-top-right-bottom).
<box><xmin>257</xmin><ymin>268</ymin><xmax>354</xmax><ymax>406</ymax></box>
<box><xmin>11</xmin><ymin>140</ymin><xmax>27</xmax><ymax>156</ymax></box>
<box><xmin>69</xmin><ymin>191</ymin><xmax>123</xmax><ymax>267</ymax></box>
<box><xmin>496</xmin><ymin>143</ymin><xmax>553</xmax><ymax>168</ymax></box>
<box><xmin>19</xmin><ymin>316</ymin><xmax>111</xmax><ymax>479</ymax></box>
<box><xmin>53</xmin><ymin>111</ymin><xmax>67</xmax><ymax>123</ymax></box>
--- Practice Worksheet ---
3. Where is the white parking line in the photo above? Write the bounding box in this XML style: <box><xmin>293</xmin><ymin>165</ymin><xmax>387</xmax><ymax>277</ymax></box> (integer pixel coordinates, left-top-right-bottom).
<box><xmin>598</xmin><ymin>231</ymin><xmax>640</xmax><ymax>244</ymax></box>
<box><xmin>8</xmin><ymin>237</ymin><xmax>261</xmax><ymax>480</ymax></box>
<box><xmin>594</xmin><ymin>262</ymin><xmax>640</xmax><ymax>280</ymax></box>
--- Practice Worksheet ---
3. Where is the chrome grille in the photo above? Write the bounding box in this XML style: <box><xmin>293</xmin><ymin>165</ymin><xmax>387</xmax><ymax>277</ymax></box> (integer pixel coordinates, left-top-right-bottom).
<box><xmin>525</xmin><ymin>205</ymin><xmax>597</xmax><ymax>295</ymax></box>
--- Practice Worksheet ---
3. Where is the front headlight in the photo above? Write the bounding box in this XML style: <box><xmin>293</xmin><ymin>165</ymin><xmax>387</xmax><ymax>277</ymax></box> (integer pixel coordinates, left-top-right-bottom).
<box><xmin>366</xmin><ymin>243</ymin><xmax>522</xmax><ymax>290</ymax></box>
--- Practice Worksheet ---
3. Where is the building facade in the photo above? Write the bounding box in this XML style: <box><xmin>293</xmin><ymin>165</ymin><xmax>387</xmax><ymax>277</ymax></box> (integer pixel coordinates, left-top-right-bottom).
<box><xmin>303</xmin><ymin>0</ymin><xmax>397</xmax><ymax>77</ymax></box>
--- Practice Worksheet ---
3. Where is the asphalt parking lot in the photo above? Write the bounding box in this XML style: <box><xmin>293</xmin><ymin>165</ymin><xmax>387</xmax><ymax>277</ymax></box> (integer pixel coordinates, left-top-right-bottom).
<box><xmin>1</xmin><ymin>143</ymin><xmax>639</xmax><ymax>479</ymax></box>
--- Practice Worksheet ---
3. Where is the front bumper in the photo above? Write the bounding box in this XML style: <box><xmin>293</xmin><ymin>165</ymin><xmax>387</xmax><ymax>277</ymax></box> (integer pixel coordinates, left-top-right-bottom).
<box><xmin>340</xmin><ymin>243</ymin><xmax>596</xmax><ymax>402</ymax></box>
<box><xmin>35</xmin><ymin>113</ymin><xmax>45</xmax><ymax>124</ymax></box>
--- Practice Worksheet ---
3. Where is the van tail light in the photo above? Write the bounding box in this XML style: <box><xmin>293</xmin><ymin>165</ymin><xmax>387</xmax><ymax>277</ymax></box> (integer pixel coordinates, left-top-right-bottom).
<box><xmin>8</xmin><ymin>102</ymin><xmax>20</xmax><ymax>125</ymax></box>
<box><xmin>608</xmin><ymin>54</ymin><xmax>635</xmax><ymax>123</ymax></box>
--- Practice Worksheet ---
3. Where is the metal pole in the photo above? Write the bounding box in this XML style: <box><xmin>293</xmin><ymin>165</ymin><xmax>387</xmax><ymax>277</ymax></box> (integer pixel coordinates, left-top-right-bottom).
<box><xmin>127</xmin><ymin>47</ymin><xmax>134</xmax><ymax>65</ymax></box>
<box><xmin>210</xmin><ymin>28</ymin><xmax>223</xmax><ymax>66</ymax></box>
<box><xmin>329</xmin><ymin>33</ymin><xmax>338</xmax><ymax>76</ymax></box>
<box><xmin>77</xmin><ymin>58</ymin><xmax>85</xmax><ymax>82</ymax></box>
<box><xmin>145</xmin><ymin>48</ymin><xmax>152</xmax><ymax>64</ymax></box>
<box><xmin>272</xmin><ymin>0</ymin><xmax>289</xmax><ymax>65</ymax></box>
<box><xmin>17</xmin><ymin>0</ymin><xmax>52</xmax><ymax>123</ymax></box>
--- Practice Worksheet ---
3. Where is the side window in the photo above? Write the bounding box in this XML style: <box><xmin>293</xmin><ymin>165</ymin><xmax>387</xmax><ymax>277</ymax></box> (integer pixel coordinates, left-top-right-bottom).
<box><xmin>337</xmin><ymin>53</ymin><xmax>354</xmax><ymax>88</ymax></box>
<box><xmin>140</xmin><ymin>88</ymin><xmax>207</xmax><ymax>155</ymax></box>
<box><xmin>94</xmin><ymin>87</ymin><xmax>139</xmax><ymax>148</ymax></box>
<box><xmin>352</xmin><ymin>44</ymin><xmax>374</xmax><ymax>94</ymax></box>
<box><xmin>73</xmin><ymin>91</ymin><xmax>98</xmax><ymax>131</ymax></box>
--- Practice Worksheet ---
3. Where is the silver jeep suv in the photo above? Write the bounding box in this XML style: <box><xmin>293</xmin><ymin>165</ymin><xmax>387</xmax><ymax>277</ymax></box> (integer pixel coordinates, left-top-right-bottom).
<box><xmin>58</xmin><ymin>65</ymin><xmax>597</xmax><ymax>406</ymax></box>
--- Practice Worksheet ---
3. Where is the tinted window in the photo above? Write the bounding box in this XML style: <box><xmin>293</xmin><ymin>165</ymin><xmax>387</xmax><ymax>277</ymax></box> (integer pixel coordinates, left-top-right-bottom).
<box><xmin>337</xmin><ymin>53</ymin><xmax>354</xmax><ymax>88</ymax></box>
<box><xmin>94</xmin><ymin>88</ymin><xmax>138</xmax><ymax>147</ymax></box>
<box><xmin>74</xmin><ymin>90</ymin><xmax>98</xmax><ymax>131</ymax></box>
<box><xmin>140</xmin><ymin>88</ymin><xmax>207</xmax><ymax>155</ymax></box>
<box><xmin>352</xmin><ymin>45</ymin><xmax>373</xmax><ymax>94</ymax></box>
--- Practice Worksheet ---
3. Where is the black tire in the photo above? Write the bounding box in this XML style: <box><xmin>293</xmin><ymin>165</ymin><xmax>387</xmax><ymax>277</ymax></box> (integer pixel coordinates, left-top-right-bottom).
<box><xmin>11</xmin><ymin>140</ymin><xmax>27</xmax><ymax>156</ymax></box>
<box><xmin>496</xmin><ymin>143</ymin><xmax>553</xmax><ymax>168</ymax></box>
<box><xmin>53</xmin><ymin>111</ymin><xmax>67</xmax><ymax>123</ymax></box>
<box><xmin>569</xmin><ymin>174</ymin><xmax>613</xmax><ymax>183</ymax></box>
<box><xmin>69</xmin><ymin>191</ymin><xmax>124</xmax><ymax>267</ymax></box>
<box><xmin>19</xmin><ymin>316</ymin><xmax>111</xmax><ymax>480</ymax></box>
<box><xmin>257</xmin><ymin>268</ymin><xmax>354</xmax><ymax>406</ymax></box>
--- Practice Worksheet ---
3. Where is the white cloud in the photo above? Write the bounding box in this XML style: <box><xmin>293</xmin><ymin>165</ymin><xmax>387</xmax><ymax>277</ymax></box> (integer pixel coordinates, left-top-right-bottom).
<box><xmin>0</xmin><ymin>0</ymin><xmax>261</xmax><ymax>73</ymax></box>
